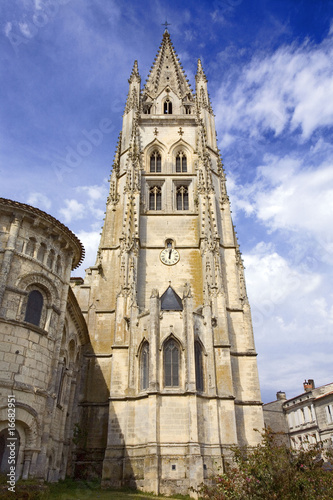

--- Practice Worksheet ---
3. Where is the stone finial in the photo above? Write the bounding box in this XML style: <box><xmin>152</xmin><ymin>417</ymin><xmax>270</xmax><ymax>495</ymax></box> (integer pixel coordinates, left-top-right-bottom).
<box><xmin>150</xmin><ymin>288</ymin><xmax>159</xmax><ymax>298</ymax></box>
<box><xmin>128</xmin><ymin>60</ymin><xmax>141</xmax><ymax>84</ymax></box>
<box><xmin>196</xmin><ymin>58</ymin><xmax>208</xmax><ymax>82</ymax></box>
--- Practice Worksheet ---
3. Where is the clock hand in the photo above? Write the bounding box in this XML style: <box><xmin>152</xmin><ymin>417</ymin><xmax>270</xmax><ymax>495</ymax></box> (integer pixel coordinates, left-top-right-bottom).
<box><xmin>169</xmin><ymin>249</ymin><xmax>172</xmax><ymax>259</ymax></box>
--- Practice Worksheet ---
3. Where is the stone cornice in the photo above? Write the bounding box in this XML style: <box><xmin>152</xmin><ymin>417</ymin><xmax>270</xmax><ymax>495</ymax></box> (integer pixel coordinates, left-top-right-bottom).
<box><xmin>0</xmin><ymin>197</ymin><xmax>84</xmax><ymax>269</ymax></box>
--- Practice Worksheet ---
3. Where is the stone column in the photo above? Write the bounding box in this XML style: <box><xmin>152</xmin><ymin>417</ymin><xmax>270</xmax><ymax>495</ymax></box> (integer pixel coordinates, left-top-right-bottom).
<box><xmin>0</xmin><ymin>214</ymin><xmax>22</xmax><ymax>310</ymax></box>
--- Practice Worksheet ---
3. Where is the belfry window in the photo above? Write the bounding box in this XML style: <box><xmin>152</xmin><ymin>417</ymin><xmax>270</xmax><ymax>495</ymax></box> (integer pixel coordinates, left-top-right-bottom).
<box><xmin>176</xmin><ymin>152</ymin><xmax>187</xmax><ymax>172</ymax></box>
<box><xmin>149</xmin><ymin>186</ymin><xmax>162</xmax><ymax>210</ymax></box>
<box><xmin>24</xmin><ymin>289</ymin><xmax>43</xmax><ymax>327</ymax></box>
<box><xmin>140</xmin><ymin>342</ymin><xmax>149</xmax><ymax>390</ymax></box>
<box><xmin>150</xmin><ymin>151</ymin><xmax>161</xmax><ymax>172</ymax></box>
<box><xmin>176</xmin><ymin>186</ymin><xmax>189</xmax><ymax>210</ymax></box>
<box><xmin>164</xmin><ymin>339</ymin><xmax>179</xmax><ymax>387</ymax></box>
<box><xmin>195</xmin><ymin>341</ymin><xmax>204</xmax><ymax>391</ymax></box>
<box><xmin>164</xmin><ymin>99</ymin><xmax>172</xmax><ymax>114</ymax></box>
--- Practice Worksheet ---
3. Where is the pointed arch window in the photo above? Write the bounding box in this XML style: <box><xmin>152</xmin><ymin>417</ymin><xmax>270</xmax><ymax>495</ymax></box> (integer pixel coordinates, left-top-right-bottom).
<box><xmin>164</xmin><ymin>339</ymin><xmax>179</xmax><ymax>387</ymax></box>
<box><xmin>150</xmin><ymin>151</ymin><xmax>161</xmax><ymax>172</ymax></box>
<box><xmin>164</xmin><ymin>99</ymin><xmax>172</xmax><ymax>114</ymax></box>
<box><xmin>195</xmin><ymin>341</ymin><xmax>204</xmax><ymax>392</ymax></box>
<box><xmin>176</xmin><ymin>186</ymin><xmax>189</xmax><ymax>210</ymax></box>
<box><xmin>176</xmin><ymin>152</ymin><xmax>187</xmax><ymax>172</ymax></box>
<box><xmin>24</xmin><ymin>289</ymin><xmax>43</xmax><ymax>327</ymax></box>
<box><xmin>140</xmin><ymin>342</ymin><xmax>149</xmax><ymax>390</ymax></box>
<box><xmin>149</xmin><ymin>186</ymin><xmax>162</xmax><ymax>210</ymax></box>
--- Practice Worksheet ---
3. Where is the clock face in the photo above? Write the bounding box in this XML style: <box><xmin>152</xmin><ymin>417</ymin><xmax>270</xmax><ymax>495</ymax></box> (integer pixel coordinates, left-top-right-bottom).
<box><xmin>160</xmin><ymin>248</ymin><xmax>180</xmax><ymax>266</ymax></box>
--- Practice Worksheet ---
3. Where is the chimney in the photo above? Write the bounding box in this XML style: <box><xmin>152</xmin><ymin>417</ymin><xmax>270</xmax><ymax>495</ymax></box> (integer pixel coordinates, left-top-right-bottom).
<box><xmin>276</xmin><ymin>391</ymin><xmax>286</xmax><ymax>400</ymax></box>
<box><xmin>303</xmin><ymin>379</ymin><xmax>315</xmax><ymax>392</ymax></box>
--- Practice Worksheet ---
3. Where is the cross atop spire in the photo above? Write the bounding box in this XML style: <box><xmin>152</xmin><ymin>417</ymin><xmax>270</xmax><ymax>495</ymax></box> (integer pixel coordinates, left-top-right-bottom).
<box><xmin>161</xmin><ymin>20</ymin><xmax>171</xmax><ymax>32</ymax></box>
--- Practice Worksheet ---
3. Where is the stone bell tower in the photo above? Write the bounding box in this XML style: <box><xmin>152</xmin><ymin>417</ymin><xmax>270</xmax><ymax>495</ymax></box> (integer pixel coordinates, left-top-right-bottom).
<box><xmin>72</xmin><ymin>28</ymin><xmax>263</xmax><ymax>497</ymax></box>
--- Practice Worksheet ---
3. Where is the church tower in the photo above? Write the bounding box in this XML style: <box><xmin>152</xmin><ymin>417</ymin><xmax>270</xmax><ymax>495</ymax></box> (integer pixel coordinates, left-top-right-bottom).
<box><xmin>72</xmin><ymin>29</ymin><xmax>263</xmax><ymax>497</ymax></box>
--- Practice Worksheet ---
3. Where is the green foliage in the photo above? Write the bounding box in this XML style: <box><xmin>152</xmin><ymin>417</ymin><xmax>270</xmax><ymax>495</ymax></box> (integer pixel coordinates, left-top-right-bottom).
<box><xmin>0</xmin><ymin>475</ymin><xmax>49</xmax><ymax>499</ymax></box>
<box><xmin>199</xmin><ymin>429</ymin><xmax>333</xmax><ymax>500</ymax></box>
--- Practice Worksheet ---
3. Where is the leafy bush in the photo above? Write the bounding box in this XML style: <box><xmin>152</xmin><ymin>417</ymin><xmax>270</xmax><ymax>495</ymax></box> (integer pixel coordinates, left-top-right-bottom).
<box><xmin>199</xmin><ymin>429</ymin><xmax>333</xmax><ymax>500</ymax></box>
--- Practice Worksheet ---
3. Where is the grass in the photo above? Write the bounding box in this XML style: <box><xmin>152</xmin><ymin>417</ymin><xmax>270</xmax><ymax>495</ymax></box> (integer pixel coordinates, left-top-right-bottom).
<box><xmin>48</xmin><ymin>479</ymin><xmax>192</xmax><ymax>499</ymax></box>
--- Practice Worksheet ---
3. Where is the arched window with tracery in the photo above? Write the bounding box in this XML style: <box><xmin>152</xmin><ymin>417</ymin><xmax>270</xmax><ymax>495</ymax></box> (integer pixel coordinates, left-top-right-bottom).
<box><xmin>24</xmin><ymin>289</ymin><xmax>43</xmax><ymax>327</ymax></box>
<box><xmin>164</xmin><ymin>339</ymin><xmax>179</xmax><ymax>387</ymax></box>
<box><xmin>164</xmin><ymin>99</ymin><xmax>172</xmax><ymax>114</ymax></box>
<box><xmin>176</xmin><ymin>152</ymin><xmax>187</xmax><ymax>172</ymax></box>
<box><xmin>149</xmin><ymin>186</ymin><xmax>162</xmax><ymax>210</ymax></box>
<box><xmin>140</xmin><ymin>342</ymin><xmax>149</xmax><ymax>390</ymax></box>
<box><xmin>150</xmin><ymin>151</ymin><xmax>161</xmax><ymax>172</ymax></box>
<box><xmin>195</xmin><ymin>341</ymin><xmax>204</xmax><ymax>391</ymax></box>
<box><xmin>176</xmin><ymin>186</ymin><xmax>189</xmax><ymax>210</ymax></box>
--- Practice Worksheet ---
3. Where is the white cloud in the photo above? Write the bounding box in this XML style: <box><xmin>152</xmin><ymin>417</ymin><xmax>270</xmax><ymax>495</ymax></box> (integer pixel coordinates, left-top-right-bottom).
<box><xmin>243</xmin><ymin>242</ymin><xmax>333</xmax><ymax>402</ymax></box>
<box><xmin>244</xmin><ymin>242</ymin><xmax>322</xmax><ymax>332</ymax></box>
<box><xmin>19</xmin><ymin>22</ymin><xmax>32</xmax><ymax>38</ymax></box>
<box><xmin>215</xmin><ymin>32</ymin><xmax>333</xmax><ymax>142</ymax></box>
<box><xmin>230</xmin><ymin>154</ymin><xmax>333</xmax><ymax>261</ymax></box>
<box><xmin>27</xmin><ymin>192</ymin><xmax>51</xmax><ymax>210</ymax></box>
<box><xmin>4</xmin><ymin>22</ymin><xmax>12</xmax><ymax>37</ymax></box>
<box><xmin>74</xmin><ymin>230</ymin><xmax>100</xmax><ymax>276</ymax></box>
<box><xmin>58</xmin><ymin>183</ymin><xmax>107</xmax><ymax>224</ymax></box>
<box><xmin>59</xmin><ymin>199</ymin><xmax>85</xmax><ymax>223</ymax></box>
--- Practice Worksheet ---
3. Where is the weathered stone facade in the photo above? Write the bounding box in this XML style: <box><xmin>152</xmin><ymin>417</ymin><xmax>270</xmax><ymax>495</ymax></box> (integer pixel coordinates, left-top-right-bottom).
<box><xmin>1</xmin><ymin>30</ymin><xmax>264</xmax><ymax>497</ymax></box>
<box><xmin>0</xmin><ymin>198</ymin><xmax>89</xmax><ymax>481</ymax></box>
<box><xmin>71</xmin><ymin>30</ymin><xmax>264</xmax><ymax>497</ymax></box>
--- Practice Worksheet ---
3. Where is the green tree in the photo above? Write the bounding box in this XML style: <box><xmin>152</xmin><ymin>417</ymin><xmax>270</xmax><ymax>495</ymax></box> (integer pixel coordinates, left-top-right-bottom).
<box><xmin>199</xmin><ymin>429</ymin><xmax>333</xmax><ymax>500</ymax></box>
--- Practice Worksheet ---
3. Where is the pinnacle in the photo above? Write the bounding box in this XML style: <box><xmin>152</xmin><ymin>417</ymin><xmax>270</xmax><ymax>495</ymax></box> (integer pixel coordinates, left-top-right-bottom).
<box><xmin>196</xmin><ymin>58</ymin><xmax>208</xmax><ymax>82</ymax></box>
<box><xmin>128</xmin><ymin>59</ymin><xmax>140</xmax><ymax>84</ymax></box>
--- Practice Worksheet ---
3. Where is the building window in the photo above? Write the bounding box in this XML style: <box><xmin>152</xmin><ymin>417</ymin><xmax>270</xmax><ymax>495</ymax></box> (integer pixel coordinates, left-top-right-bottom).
<box><xmin>195</xmin><ymin>341</ymin><xmax>204</xmax><ymax>391</ymax></box>
<box><xmin>37</xmin><ymin>242</ymin><xmax>47</xmax><ymax>263</ymax></box>
<box><xmin>47</xmin><ymin>249</ymin><xmax>55</xmax><ymax>270</ymax></box>
<box><xmin>150</xmin><ymin>151</ymin><xmax>161</xmax><ymax>172</ymax></box>
<box><xmin>24</xmin><ymin>290</ymin><xmax>43</xmax><ymax>327</ymax></box>
<box><xmin>55</xmin><ymin>255</ymin><xmax>62</xmax><ymax>275</ymax></box>
<box><xmin>164</xmin><ymin>99</ymin><xmax>172</xmax><ymax>114</ymax></box>
<box><xmin>140</xmin><ymin>342</ymin><xmax>149</xmax><ymax>390</ymax></box>
<box><xmin>176</xmin><ymin>186</ymin><xmax>189</xmax><ymax>210</ymax></box>
<box><xmin>164</xmin><ymin>339</ymin><xmax>179</xmax><ymax>387</ymax></box>
<box><xmin>326</xmin><ymin>404</ymin><xmax>333</xmax><ymax>424</ymax></box>
<box><xmin>25</xmin><ymin>237</ymin><xmax>36</xmax><ymax>257</ymax></box>
<box><xmin>149</xmin><ymin>186</ymin><xmax>162</xmax><ymax>210</ymax></box>
<box><xmin>176</xmin><ymin>152</ymin><xmax>187</xmax><ymax>172</ymax></box>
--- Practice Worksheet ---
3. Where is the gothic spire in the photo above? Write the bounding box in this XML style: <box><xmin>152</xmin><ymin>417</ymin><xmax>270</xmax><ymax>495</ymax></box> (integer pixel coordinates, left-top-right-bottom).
<box><xmin>143</xmin><ymin>31</ymin><xmax>193</xmax><ymax>99</ymax></box>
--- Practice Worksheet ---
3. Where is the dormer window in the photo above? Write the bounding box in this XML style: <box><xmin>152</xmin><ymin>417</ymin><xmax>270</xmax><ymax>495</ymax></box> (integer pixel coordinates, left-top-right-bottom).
<box><xmin>164</xmin><ymin>99</ymin><xmax>172</xmax><ymax>114</ymax></box>
<box><xmin>150</xmin><ymin>151</ymin><xmax>161</xmax><ymax>172</ymax></box>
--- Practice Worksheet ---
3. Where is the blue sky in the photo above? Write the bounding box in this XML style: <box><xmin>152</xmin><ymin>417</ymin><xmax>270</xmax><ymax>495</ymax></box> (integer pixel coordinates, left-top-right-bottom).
<box><xmin>1</xmin><ymin>0</ymin><xmax>333</xmax><ymax>403</ymax></box>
